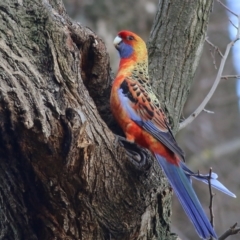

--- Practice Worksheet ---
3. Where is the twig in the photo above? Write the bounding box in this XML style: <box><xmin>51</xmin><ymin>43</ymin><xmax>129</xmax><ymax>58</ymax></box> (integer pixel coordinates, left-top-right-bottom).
<box><xmin>208</xmin><ymin>168</ymin><xmax>216</xmax><ymax>240</ymax></box>
<box><xmin>179</xmin><ymin>13</ymin><xmax>240</xmax><ymax>130</ymax></box>
<box><xmin>229</xmin><ymin>19</ymin><xmax>238</xmax><ymax>30</ymax></box>
<box><xmin>208</xmin><ymin>168</ymin><xmax>215</xmax><ymax>229</ymax></box>
<box><xmin>221</xmin><ymin>74</ymin><xmax>240</xmax><ymax>79</ymax></box>
<box><xmin>219</xmin><ymin>223</ymin><xmax>240</xmax><ymax>240</ymax></box>
<box><xmin>216</xmin><ymin>0</ymin><xmax>238</xmax><ymax>17</ymax></box>
<box><xmin>206</xmin><ymin>38</ymin><xmax>224</xmax><ymax>57</ymax></box>
<box><xmin>203</xmin><ymin>108</ymin><xmax>214</xmax><ymax>114</ymax></box>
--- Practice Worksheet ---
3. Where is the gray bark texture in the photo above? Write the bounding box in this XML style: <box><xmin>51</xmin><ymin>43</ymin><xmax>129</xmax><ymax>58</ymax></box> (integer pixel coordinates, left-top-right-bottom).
<box><xmin>148</xmin><ymin>0</ymin><xmax>213</xmax><ymax>132</ymax></box>
<box><xmin>0</xmin><ymin>0</ymin><xmax>212</xmax><ymax>239</ymax></box>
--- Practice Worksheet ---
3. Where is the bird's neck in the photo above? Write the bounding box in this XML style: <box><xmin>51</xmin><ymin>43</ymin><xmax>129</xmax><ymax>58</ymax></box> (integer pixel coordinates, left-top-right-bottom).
<box><xmin>118</xmin><ymin>58</ymin><xmax>149</xmax><ymax>79</ymax></box>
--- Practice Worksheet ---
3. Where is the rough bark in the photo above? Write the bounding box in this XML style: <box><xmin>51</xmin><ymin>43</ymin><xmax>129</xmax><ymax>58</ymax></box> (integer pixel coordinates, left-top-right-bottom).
<box><xmin>0</xmin><ymin>0</ymin><xmax>212</xmax><ymax>240</ymax></box>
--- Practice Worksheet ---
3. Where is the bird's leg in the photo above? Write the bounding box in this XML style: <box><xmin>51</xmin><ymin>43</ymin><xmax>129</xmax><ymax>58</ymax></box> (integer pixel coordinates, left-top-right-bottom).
<box><xmin>114</xmin><ymin>134</ymin><xmax>152</xmax><ymax>171</ymax></box>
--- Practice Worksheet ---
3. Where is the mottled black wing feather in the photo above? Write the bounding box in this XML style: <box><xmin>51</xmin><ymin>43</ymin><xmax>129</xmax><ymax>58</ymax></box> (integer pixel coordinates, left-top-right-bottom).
<box><xmin>121</xmin><ymin>78</ymin><xmax>185</xmax><ymax>161</ymax></box>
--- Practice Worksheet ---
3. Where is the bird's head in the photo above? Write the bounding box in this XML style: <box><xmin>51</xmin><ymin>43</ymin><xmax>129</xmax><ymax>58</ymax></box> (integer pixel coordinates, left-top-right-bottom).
<box><xmin>113</xmin><ymin>30</ymin><xmax>147</xmax><ymax>61</ymax></box>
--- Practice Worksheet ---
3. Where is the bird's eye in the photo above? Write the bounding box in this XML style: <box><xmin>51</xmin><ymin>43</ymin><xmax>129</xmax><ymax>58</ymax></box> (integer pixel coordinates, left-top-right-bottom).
<box><xmin>127</xmin><ymin>35</ymin><xmax>134</xmax><ymax>41</ymax></box>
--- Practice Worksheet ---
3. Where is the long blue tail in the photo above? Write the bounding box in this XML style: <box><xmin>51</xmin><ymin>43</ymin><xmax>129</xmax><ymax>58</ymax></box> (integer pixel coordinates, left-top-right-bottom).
<box><xmin>180</xmin><ymin>162</ymin><xmax>236</xmax><ymax>198</ymax></box>
<box><xmin>155</xmin><ymin>154</ymin><xmax>217</xmax><ymax>239</ymax></box>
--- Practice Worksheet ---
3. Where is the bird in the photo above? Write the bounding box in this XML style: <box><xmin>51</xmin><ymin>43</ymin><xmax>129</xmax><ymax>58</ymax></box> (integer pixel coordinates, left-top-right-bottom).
<box><xmin>110</xmin><ymin>30</ymin><xmax>236</xmax><ymax>239</ymax></box>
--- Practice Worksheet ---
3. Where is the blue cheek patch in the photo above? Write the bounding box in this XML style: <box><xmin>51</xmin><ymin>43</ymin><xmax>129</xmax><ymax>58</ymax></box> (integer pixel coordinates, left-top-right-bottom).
<box><xmin>118</xmin><ymin>42</ymin><xmax>133</xmax><ymax>58</ymax></box>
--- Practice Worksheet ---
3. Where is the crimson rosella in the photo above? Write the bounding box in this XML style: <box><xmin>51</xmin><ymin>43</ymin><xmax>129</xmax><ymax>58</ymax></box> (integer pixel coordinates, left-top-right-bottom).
<box><xmin>110</xmin><ymin>30</ymin><xmax>236</xmax><ymax>239</ymax></box>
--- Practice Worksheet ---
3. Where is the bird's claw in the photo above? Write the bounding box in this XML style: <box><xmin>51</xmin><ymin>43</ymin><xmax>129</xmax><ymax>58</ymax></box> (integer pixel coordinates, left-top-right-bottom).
<box><xmin>115</xmin><ymin>135</ymin><xmax>151</xmax><ymax>171</ymax></box>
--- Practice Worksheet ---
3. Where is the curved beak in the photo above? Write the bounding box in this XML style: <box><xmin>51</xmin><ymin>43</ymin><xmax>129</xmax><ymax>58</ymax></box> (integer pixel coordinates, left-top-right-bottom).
<box><xmin>113</xmin><ymin>36</ymin><xmax>122</xmax><ymax>49</ymax></box>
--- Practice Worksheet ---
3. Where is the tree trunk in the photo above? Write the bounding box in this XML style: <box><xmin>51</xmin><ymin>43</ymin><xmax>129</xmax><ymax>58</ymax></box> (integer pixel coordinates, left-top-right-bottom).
<box><xmin>148</xmin><ymin>0</ymin><xmax>213</xmax><ymax>132</ymax></box>
<box><xmin>0</xmin><ymin>0</ymin><xmax>212</xmax><ymax>239</ymax></box>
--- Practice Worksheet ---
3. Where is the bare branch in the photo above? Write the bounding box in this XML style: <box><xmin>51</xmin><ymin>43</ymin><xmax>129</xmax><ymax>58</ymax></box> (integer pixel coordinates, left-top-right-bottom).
<box><xmin>219</xmin><ymin>223</ymin><xmax>240</xmax><ymax>240</ymax></box>
<box><xmin>179</xmin><ymin>41</ymin><xmax>236</xmax><ymax>129</ymax></box>
<box><xmin>179</xmin><ymin>11</ymin><xmax>240</xmax><ymax>130</ymax></box>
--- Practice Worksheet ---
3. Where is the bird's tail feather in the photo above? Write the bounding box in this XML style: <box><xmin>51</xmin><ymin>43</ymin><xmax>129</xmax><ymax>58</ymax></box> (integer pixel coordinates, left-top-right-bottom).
<box><xmin>155</xmin><ymin>154</ymin><xmax>217</xmax><ymax>239</ymax></box>
<box><xmin>180</xmin><ymin>162</ymin><xmax>236</xmax><ymax>198</ymax></box>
